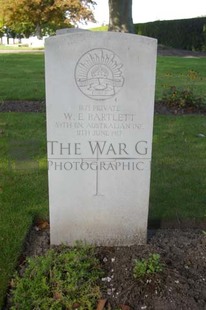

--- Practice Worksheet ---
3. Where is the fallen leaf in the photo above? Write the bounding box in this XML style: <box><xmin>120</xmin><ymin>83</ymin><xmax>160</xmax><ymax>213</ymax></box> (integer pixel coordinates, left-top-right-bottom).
<box><xmin>107</xmin><ymin>302</ymin><xmax>112</xmax><ymax>310</ymax></box>
<box><xmin>9</xmin><ymin>278</ymin><xmax>15</xmax><ymax>288</ymax></box>
<box><xmin>119</xmin><ymin>305</ymin><xmax>132</xmax><ymax>310</ymax></box>
<box><xmin>96</xmin><ymin>299</ymin><xmax>107</xmax><ymax>310</ymax></box>
<box><xmin>72</xmin><ymin>302</ymin><xmax>80</xmax><ymax>308</ymax></box>
<box><xmin>53</xmin><ymin>291</ymin><xmax>62</xmax><ymax>300</ymax></box>
<box><xmin>35</xmin><ymin>219</ymin><xmax>49</xmax><ymax>230</ymax></box>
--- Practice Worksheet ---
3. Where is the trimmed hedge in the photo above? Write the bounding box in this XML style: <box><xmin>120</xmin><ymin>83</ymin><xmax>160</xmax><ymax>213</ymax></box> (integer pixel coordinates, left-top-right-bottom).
<box><xmin>135</xmin><ymin>17</ymin><xmax>206</xmax><ymax>51</ymax></box>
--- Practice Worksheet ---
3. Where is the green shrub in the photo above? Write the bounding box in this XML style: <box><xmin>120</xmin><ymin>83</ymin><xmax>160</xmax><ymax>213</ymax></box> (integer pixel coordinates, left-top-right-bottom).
<box><xmin>161</xmin><ymin>69</ymin><xmax>206</xmax><ymax>109</ymax></box>
<box><xmin>11</xmin><ymin>244</ymin><xmax>103</xmax><ymax>310</ymax></box>
<box><xmin>133</xmin><ymin>253</ymin><xmax>163</xmax><ymax>279</ymax></box>
<box><xmin>135</xmin><ymin>17</ymin><xmax>206</xmax><ymax>51</ymax></box>
<box><xmin>162</xmin><ymin>85</ymin><xmax>206</xmax><ymax>109</ymax></box>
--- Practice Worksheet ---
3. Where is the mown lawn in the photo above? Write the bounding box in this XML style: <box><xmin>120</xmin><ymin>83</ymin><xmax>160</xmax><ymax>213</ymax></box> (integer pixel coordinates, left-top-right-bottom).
<box><xmin>151</xmin><ymin>115</ymin><xmax>206</xmax><ymax>220</ymax></box>
<box><xmin>0</xmin><ymin>112</ymin><xmax>206</xmax><ymax>307</ymax></box>
<box><xmin>0</xmin><ymin>44</ymin><xmax>43</xmax><ymax>50</ymax></box>
<box><xmin>0</xmin><ymin>113</ymin><xmax>48</xmax><ymax>306</ymax></box>
<box><xmin>0</xmin><ymin>53</ymin><xmax>206</xmax><ymax>102</ymax></box>
<box><xmin>0</xmin><ymin>53</ymin><xmax>45</xmax><ymax>101</ymax></box>
<box><xmin>156</xmin><ymin>56</ymin><xmax>206</xmax><ymax>100</ymax></box>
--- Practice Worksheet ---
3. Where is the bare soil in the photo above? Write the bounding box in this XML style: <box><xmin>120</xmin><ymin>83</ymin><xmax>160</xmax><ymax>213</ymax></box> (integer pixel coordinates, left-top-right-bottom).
<box><xmin>1</xmin><ymin>100</ymin><xmax>206</xmax><ymax>116</ymax></box>
<box><xmin>157</xmin><ymin>45</ymin><xmax>206</xmax><ymax>57</ymax></box>
<box><xmin>0</xmin><ymin>100</ymin><xmax>46</xmax><ymax>113</ymax></box>
<box><xmin>5</xmin><ymin>227</ymin><xmax>206</xmax><ymax>310</ymax></box>
<box><xmin>98</xmin><ymin>229</ymin><xmax>206</xmax><ymax>310</ymax></box>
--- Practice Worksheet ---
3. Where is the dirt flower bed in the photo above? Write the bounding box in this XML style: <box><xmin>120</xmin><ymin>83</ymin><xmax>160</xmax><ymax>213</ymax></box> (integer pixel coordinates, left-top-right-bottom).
<box><xmin>5</xmin><ymin>227</ymin><xmax>206</xmax><ymax>310</ymax></box>
<box><xmin>0</xmin><ymin>101</ymin><xmax>46</xmax><ymax>113</ymax></box>
<box><xmin>97</xmin><ymin>229</ymin><xmax>206</xmax><ymax>309</ymax></box>
<box><xmin>1</xmin><ymin>100</ymin><xmax>206</xmax><ymax>115</ymax></box>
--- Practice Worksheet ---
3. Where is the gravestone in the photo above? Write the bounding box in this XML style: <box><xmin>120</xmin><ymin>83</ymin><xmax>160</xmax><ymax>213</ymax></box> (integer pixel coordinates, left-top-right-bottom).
<box><xmin>45</xmin><ymin>32</ymin><xmax>157</xmax><ymax>246</ymax></box>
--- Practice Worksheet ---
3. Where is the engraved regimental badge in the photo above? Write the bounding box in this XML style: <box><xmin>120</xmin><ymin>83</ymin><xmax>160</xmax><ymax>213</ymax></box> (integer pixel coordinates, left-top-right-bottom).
<box><xmin>75</xmin><ymin>48</ymin><xmax>124</xmax><ymax>100</ymax></box>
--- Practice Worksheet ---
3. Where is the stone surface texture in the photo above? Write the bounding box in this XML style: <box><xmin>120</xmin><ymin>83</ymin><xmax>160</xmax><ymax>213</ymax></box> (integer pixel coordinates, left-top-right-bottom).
<box><xmin>45</xmin><ymin>32</ymin><xmax>157</xmax><ymax>246</ymax></box>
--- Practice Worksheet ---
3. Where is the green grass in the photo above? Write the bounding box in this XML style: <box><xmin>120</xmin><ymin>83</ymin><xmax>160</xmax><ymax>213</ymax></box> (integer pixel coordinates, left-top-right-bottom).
<box><xmin>0</xmin><ymin>113</ymin><xmax>48</xmax><ymax>307</ymax></box>
<box><xmin>0</xmin><ymin>112</ymin><xmax>206</xmax><ymax>307</ymax></box>
<box><xmin>90</xmin><ymin>25</ymin><xmax>108</xmax><ymax>31</ymax></box>
<box><xmin>156</xmin><ymin>56</ymin><xmax>206</xmax><ymax>100</ymax></box>
<box><xmin>0</xmin><ymin>44</ymin><xmax>44</xmax><ymax>50</ymax></box>
<box><xmin>1</xmin><ymin>53</ymin><xmax>206</xmax><ymax>103</ymax></box>
<box><xmin>0</xmin><ymin>53</ymin><xmax>45</xmax><ymax>101</ymax></box>
<box><xmin>151</xmin><ymin>115</ymin><xmax>206</xmax><ymax>220</ymax></box>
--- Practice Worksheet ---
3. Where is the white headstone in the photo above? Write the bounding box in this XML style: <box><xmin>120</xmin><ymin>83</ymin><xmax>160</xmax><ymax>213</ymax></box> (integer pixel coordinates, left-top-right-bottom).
<box><xmin>45</xmin><ymin>32</ymin><xmax>157</xmax><ymax>246</ymax></box>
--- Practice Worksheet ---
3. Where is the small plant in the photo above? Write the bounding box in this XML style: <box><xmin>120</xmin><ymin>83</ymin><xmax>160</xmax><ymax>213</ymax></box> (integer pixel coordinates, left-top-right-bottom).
<box><xmin>187</xmin><ymin>69</ymin><xmax>199</xmax><ymax>81</ymax></box>
<box><xmin>133</xmin><ymin>253</ymin><xmax>163</xmax><ymax>279</ymax></box>
<box><xmin>162</xmin><ymin>69</ymin><xmax>206</xmax><ymax>109</ymax></box>
<box><xmin>162</xmin><ymin>85</ymin><xmax>206</xmax><ymax>109</ymax></box>
<box><xmin>11</xmin><ymin>243</ymin><xmax>103</xmax><ymax>310</ymax></box>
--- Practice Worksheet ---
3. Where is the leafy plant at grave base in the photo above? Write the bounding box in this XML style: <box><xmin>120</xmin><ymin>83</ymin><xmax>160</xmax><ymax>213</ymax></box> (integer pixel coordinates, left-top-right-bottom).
<box><xmin>162</xmin><ymin>86</ymin><xmax>206</xmax><ymax>109</ymax></box>
<box><xmin>133</xmin><ymin>253</ymin><xmax>164</xmax><ymax>279</ymax></box>
<box><xmin>10</xmin><ymin>243</ymin><xmax>103</xmax><ymax>310</ymax></box>
<box><xmin>162</xmin><ymin>69</ymin><xmax>206</xmax><ymax>109</ymax></box>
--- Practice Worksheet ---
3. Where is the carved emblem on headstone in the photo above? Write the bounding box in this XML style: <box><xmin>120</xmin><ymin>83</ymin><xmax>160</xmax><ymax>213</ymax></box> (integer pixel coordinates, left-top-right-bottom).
<box><xmin>75</xmin><ymin>48</ymin><xmax>124</xmax><ymax>100</ymax></box>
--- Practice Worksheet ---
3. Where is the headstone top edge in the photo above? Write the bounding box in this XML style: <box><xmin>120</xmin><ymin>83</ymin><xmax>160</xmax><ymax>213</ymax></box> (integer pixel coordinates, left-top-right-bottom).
<box><xmin>45</xmin><ymin>31</ymin><xmax>157</xmax><ymax>46</ymax></box>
